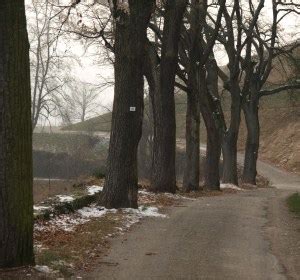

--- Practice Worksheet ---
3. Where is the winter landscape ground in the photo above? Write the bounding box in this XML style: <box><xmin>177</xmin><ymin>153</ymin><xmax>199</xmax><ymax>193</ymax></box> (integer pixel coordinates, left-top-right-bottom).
<box><xmin>1</xmin><ymin>1</ymin><xmax>300</xmax><ymax>280</ymax></box>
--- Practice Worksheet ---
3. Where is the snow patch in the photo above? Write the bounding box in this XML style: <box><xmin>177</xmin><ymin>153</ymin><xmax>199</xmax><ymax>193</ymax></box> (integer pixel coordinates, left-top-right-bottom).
<box><xmin>138</xmin><ymin>190</ymin><xmax>153</xmax><ymax>195</ymax></box>
<box><xmin>78</xmin><ymin>207</ymin><xmax>107</xmax><ymax>218</ymax></box>
<box><xmin>34</xmin><ymin>206</ymin><xmax>52</xmax><ymax>211</ymax></box>
<box><xmin>121</xmin><ymin>206</ymin><xmax>167</xmax><ymax>229</ymax></box>
<box><xmin>139</xmin><ymin>206</ymin><xmax>168</xmax><ymax>217</ymax></box>
<box><xmin>87</xmin><ymin>185</ymin><xmax>103</xmax><ymax>195</ymax></box>
<box><xmin>56</xmin><ymin>195</ymin><xmax>75</xmax><ymax>203</ymax></box>
<box><xmin>35</xmin><ymin>215</ymin><xmax>89</xmax><ymax>232</ymax></box>
<box><xmin>164</xmin><ymin>193</ymin><xmax>196</xmax><ymax>201</ymax></box>
<box><xmin>139</xmin><ymin>189</ymin><xmax>195</xmax><ymax>201</ymax></box>
<box><xmin>124</xmin><ymin>206</ymin><xmax>167</xmax><ymax>218</ymax></box>
<box><xmin>35</xmin><ymin>265</ymin><xmax>54</xmax><ymax>274</ymax></box>
<box><xmin>220</xmin><ymin>184</ymin><xmax>242</xmax><ymax>191</ymax></box>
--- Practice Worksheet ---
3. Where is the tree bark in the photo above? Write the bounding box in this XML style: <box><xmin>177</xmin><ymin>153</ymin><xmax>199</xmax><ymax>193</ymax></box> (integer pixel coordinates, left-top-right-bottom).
<box><xmin>0</xmin><ymin>1</ymin><xmax>34</xmax><ymax>267</ymax></box>
<box><xmin>102</xmin><ymin>0</ymin><xmax>154</xmax><ymax>208</ymax></box>
<box><xmin>150</xmin><ymin>0</ymin><xmax>187</xmax><ymax>193</ymax></box>
<box><xmin>201</xmin><ymin>98</ymin><xmax>222</xmax><ymax>190</ymax></box>
<box><xmin>242</xmin><ymin>99</ymin><xmax>260</xmax><ymax>185</ymax></box>
<box><xmin>183</xmin><ymin>89</ymin><xmax>200</xmax><ymax>192</ymax></box>
<box><xmin>222</xmin><ymin>86</ymin><xmax>241</xmax><ymax>185</ymax></box>
<box><xmin>201</xmin><ymin>59</ymin><xmax>224</xmax><ymax>190</ymax></box>
<box><xmin>143</xmin><ymin>41</ymin><xmax>160</xmax><ymax>179</ymax></box>
<box><xmin>182</xmin><ymin>0</ymin><xmax>201</xmax><ymax>192</ymax></box>
<box><xmin>205</xmin><ymin>119</ymin><xmax>221</xmax><ymax>190</ymax></box>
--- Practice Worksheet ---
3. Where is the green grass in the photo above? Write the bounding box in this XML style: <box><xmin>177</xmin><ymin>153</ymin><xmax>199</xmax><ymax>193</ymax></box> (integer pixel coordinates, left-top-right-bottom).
<box><xmin>287</xmin><ymin>193</ymin><xmax>300</xmax><ymax>216</ymax></box>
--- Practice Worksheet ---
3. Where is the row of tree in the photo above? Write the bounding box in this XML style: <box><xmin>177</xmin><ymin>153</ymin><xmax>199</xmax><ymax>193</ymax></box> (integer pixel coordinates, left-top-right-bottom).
<box><xmin>0</xmin><ymin>0</ymin><xmax>300</xmax><ymax>268</ymax></box>
<box><xmin>100</xmin><ymin>0</ymin><xmax>300</xmax><ymax>208</ymax></box>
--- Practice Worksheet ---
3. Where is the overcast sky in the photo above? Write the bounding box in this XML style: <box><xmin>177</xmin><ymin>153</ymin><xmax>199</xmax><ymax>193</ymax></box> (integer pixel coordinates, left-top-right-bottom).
<box><xmin>77</xmin><ymin>1</ymin><xmax>300</xmax><ymax>113</ymax></box>
<box><xmin>26</xmin><ymin>0</ymin><xmax>300</xmax><ymax>126</ymax></box>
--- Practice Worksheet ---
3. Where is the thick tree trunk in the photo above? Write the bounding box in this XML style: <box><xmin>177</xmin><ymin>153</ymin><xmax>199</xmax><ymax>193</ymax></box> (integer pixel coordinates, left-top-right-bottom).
<box><xmin>102</xmin><ymin>0</ymin><xmax>154</xmax><ymax>209</ymax></box>
<box><xmin>242</xmin><ymin>99</ymin><xmax>260</xmax><ymax>185</ymax></box>
<box><xmin>183</xmin><ymin>91</ymin><xmax>200</xmax><ymax>192</ymax></box>
<box><xmin>182</xmin><ymin>0</ymin><xmax>201</xmax><ymax>192</ymax></box>
<box><xmin>143</xmin><ymin>42</ymin><xmax>160</xmax><ymax>179</ymax></box>
<box><xmin>201</xmin><ymin>59</ymin><xmax>224</xmax><ymax>190</ymax></box>
<box><xmin>0</xmin><ymin>1</ymin><xmax>34</xmax><ymax>267</ymax></box>
<box><xmin>150</xmin><ymin>0</ymin><xmax>187</xmax><ymax>193</ymax></box>
<box><xmin>205</xmin><ymin>125</ymin><xmax>221</xmax><ymax>189</ymax></box>
<box><xmin>222</xmin><ymin>133</ymin><xmax>239</xmax><ymax>185</ymax></box>
<box><xmin>222</xmin><ymin>91</ymin><xmax>241</xmax><ymax>185</ymax></box>
<box><xmin>201</xmin><ymin>101</ymin><xmax>221</xmax><ymax>190</ymax></box>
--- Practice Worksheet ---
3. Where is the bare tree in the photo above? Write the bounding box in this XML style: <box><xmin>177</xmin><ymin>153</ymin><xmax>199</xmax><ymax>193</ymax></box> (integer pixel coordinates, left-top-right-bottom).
<box><xmin>149</xmin><ymin>0</ymin><xmax>188</xmax><ymax>193</ymax></box>
<box><xmin>144</xmin><ymin>0</ymin><xmax>225</xmax><ymax>191</ymax></box>
<box><xmin>209</xmin><ymin>0</ymin><xmax>266</xmax><ymax>185</ymax></box>
<box><xmin>212</xmin><ymin>0</ymin><xmax>300</xmax><ymax>185</ymax></box>
<box><xmin>26</xmin><ymin>0</ymin><xmax>75</xmax><ymax>129</ymax></box>
<box><xmin>55</xmin><ymin>81</ymin><xmax>100</xmax><ymax>125</ymax></box>
<box><xmin>178</xmin><ymin>0</ymin><xmax>226</xmax><ymax>191</ymax></box>
<box><xmin>240</xmin><ymin>0</ymin><xmax>300</xmax><ymax>184</ymax></box>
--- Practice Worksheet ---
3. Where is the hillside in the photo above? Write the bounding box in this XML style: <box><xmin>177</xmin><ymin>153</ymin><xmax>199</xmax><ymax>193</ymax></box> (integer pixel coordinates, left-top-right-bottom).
<box><xmin>63</xmin><ymin>90</ymin><xmax>300</xmax><ymax>175</ymax></box>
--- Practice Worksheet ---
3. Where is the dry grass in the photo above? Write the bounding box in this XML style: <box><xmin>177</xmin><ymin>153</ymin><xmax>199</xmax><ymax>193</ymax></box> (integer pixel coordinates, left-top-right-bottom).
<box><xmin>35</xmin><ymin>212</ymin><xmax>125</xmax><ymax>276</ymax></box>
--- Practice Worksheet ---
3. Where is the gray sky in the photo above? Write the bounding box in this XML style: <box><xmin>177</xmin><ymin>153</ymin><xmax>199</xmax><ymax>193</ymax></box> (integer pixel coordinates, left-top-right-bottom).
<box><xmin>27</xmin><ymin>0</ymin><xmax>300</xmax><ymax>127</ymax></box>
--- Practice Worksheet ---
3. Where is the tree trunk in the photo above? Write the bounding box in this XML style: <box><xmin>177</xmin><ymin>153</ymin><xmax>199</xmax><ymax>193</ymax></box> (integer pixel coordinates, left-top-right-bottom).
<box><xmin>143</xmin><ymin>41</ymin><xmax>160</xmax><ymax>179</ymax></box>
<box><xmin>182</xmin><ymin>0</ymin><xmax>201</xmax><ymax>192</ymax></box>
<box><xmin>183</xmin><ymin>90</ymin><xmax>200</xmax><ymax>192</ymax></box>
<box><xmin>201</xmin><ymin>100</ymin><xmax>221</xmax><ymax>190</ymax></box>
<box><xmin>102</xmin><ymin>0</ymin><xmax>154</xmax><ymax>209</ymax></box>
<box><xmin>205</xmin><ymin>124</ymin><xmax>221</xmax><ymax>189</ymax></box>
<box><xmin>222</xmin><ymin>133</ymin><xmax>238</xmax><ymax>185</ymax></box>
<box><xmin>242</xmin><ymin>99</ymin><xmax>260</xmax><ymax>185</ymax></box>
<box><xmin>222</xmin><ymin>90</ymin><xmax>241</xmax><ymax>185</ymax></box>
<box><xmin>150</xmin><ymin>0</ymin><xmax>187</xmax><ymax>193</ymax></box>
<box><xmin>201</xmin><ymin>59</ymin><xmax>224</xmax><ymax>190</ymax></box>
<box><xmin>0</xmin><ymin>1</ymin><xmax>34</xmax><ymax>267</ymax></box>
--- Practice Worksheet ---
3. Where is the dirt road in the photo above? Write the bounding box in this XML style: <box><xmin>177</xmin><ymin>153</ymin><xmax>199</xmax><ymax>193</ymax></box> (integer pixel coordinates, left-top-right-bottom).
<box><xmin>84</xmin><ymin>159</ymin><xmax>300</xmax><ymax>280</ymax></box>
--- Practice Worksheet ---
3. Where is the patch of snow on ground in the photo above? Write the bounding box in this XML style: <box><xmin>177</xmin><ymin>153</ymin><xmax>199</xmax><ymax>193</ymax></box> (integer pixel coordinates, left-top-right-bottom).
<box><xmin>34</xmin><ymin>205</ymin><xmax>52</xmax><ymax>211</ymax></box>
<box><xmin>77</xmin><ymin>206</ymin><xmax>117</xmax><ymax>218</ymax></box>
<box><xmin>139</xmin><ymin>189</ymin><xmax>195</xmax><ymax>201</ymax></box>
<box><xmin>35</xmin><ymin>215</ymin><xmax>89</xmax><ymax>232</ymax></box>
<box><xmin>122</xmin><ymin>206</ymin><xmax>167</xmax><ymax>229</ymax></box>
<box><xmin>56</xmin><ymin>195</ymin><xmax>75</xmax><ymax>203</ymax></box>
<box><xmin>78</xmin><ymin>207</ymin><xmax>108</xmax><ymax>218</ymax></box>
<box><xmin>35</xmin><ymin>202</ymin><xmax>166</xmax><ymax>234</ymax></box>
<box><xmin>124</xmin><ymin>206</ymin><xmax>167</xmax><ymax>218</ymax></box>
<box><xmin>220</xmin><ymin>184</ymin><xmax>242</xmax><ymax>191</ymax></box>
<box><xmin>87</xmin><ymin>185</ymin><xmax>104</xmax><ymax>195</ymax></box>
<box><xmin>138</xmin><ymin>190</ymin><xmax>155</xmax><ymax>195</ymax></box>
<box><xmin>35</xmin><ymin>205</ymin><xmax>118</xmax><ymax>232</ymax></box>
<box><xmin>139</xmin><ymin>206</ymin><xmax>168</xmax><ymax>218</ymax></box>
<box><xmin>35</xmin><ymin>265</ymin><xmax>54</xmax><ymax>274</ymax></box>
<box><xmin>164</xmin><ymin>193</ymin><xmax>196</xmax><ymax>201</ymax></box>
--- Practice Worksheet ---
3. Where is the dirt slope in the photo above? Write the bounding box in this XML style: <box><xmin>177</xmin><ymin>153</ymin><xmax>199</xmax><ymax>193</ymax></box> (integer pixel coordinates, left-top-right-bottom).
<box><xmin>237</xmin><ymin>106</ymin><xmax>300</xmax><ymax>175</ymax></box>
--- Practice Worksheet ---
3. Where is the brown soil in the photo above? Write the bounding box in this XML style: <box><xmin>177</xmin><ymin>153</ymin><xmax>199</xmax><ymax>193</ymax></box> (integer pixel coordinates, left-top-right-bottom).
<box><xmin>237</xmin><ymin>107</ymin><xmax>300</xmax><ymax>175</ymax></box>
